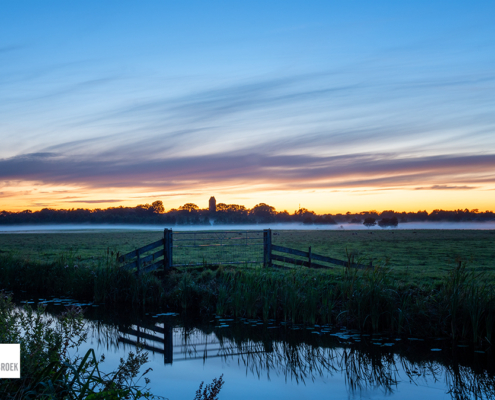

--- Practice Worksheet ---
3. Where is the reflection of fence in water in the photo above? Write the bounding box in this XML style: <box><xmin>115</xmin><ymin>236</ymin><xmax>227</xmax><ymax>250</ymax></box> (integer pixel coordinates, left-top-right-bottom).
<box><xmin>116</xmin><ymin>323</ymin><xmax>395</xmax><ymax>387</ymax></box>
<box><xmin>172</xmin><ymin>231</ymin><xmax>264</xmax><ymax>267</ymax></box>
<box><xmin>116</xmin><ymin>323</ymin><xmax>495</xmax><ymax>398</ymax></box>
<box><xmin>118</xmin><ymin>324</ymin><xmax>174</xmax><ymax>364</ymax></box>
<box><xmin>117</xmin><ymin>324</ymin><xmax>270</xmax><ymax>364</ymax></box>
<box><xmin>116</xmin><ymin>324</ymin><xmax>395</xmax><ymax>387</ymax></box>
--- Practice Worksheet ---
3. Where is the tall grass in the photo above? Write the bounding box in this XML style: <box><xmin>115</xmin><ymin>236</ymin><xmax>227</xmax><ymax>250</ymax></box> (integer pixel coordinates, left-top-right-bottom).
<box><xmin>1</xmin><ymin>253</ymin><xmax>494</xmax><ymax>344</ymax></box>
<box><xmin>206</xmin><ymin>262</ymin><xmax>495</xmax><ymax>343</ymax></box>
<box><xmin>0</xmin><ymin>252</ymin><xmax>166</xmax><ymax>308</ymax></box>
<box><xmin>440</xmin><ymin>261</ymin><xmax>495</xmax><ymax>343</ymax></box>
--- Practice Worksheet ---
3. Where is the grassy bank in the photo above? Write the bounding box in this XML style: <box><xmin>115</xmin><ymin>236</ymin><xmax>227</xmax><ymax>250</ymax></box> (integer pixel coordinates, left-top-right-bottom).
<box><xmin>1</xmin><ymin>253</ymin><xmax>494</xmax><ymax>346</ymax></box>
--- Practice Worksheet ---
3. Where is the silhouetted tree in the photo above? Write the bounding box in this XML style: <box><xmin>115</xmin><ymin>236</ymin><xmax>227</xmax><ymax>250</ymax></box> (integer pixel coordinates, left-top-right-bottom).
<box><xmin>363</xmin><ymin>217</ymin><xmax>376</xmax><ymax>228</ymax></box>
<box><xmin>293</xmin><ymin>208</ymin><xmax>315</xmax><ymax>222</ymax></box>
<box><xmin>179</xmin><ymin>203</ymin><xmax>199</xmax><ymax>212</ymax></box>
<box><xmin>378</xmin><ymin>217</ymin><xmax>398</xmax><ymax>228</ymax></box>
<box><xmin>0</xmin><ymin>203</ymin><xmax>494</xmax><ymax>225</ymax></box>
<box><xmin>303</xmin><ymin>216</ymin><xmax>313</xmax><ymax>225</ymax></box>
<box><xmin>251</xmin><ymin>203</ymin><xmax>276</xmax><ymax>222</ymax></box>
<box><xmin>213</xmin><ymin>203</ymin><xmax>249</xmax><ymax>224</ymax></box>
<box><xmin>277</xmin><ymin>210</ymin><xmax>292</xmax><ymax>223</ymax></box>
<box><xmin>216</xmin><ymin>203</ymin><xmax>229</xmax><ymax>212</ymax></box>
<box><xmin>151</xmin><ymin>200</ymin><xmax>165</xmax><ymax>214</ymax></box>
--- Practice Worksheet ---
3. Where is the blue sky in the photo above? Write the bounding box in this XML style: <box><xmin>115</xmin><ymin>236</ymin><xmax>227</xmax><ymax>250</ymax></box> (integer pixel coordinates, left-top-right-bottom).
<box><xmin>1</xmin><ymin>1</ymin><xmax>494</xmax><ymax>212</ymax></box>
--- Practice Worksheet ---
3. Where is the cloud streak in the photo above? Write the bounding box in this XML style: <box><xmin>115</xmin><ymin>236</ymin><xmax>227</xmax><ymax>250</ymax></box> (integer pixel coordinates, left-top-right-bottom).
<box><xmin>5</xmin><ymin>65</ymin><xmax>494</xmax><ymax>160</ymax></box>
<box><xmin>415</xmin><ymin>185</ymin><xmax>478</xmax><ymax>190</ymax></box>
<box><xmin>62</xmin><ymin>199</ymin><xmax>123</xmax><ymax>203</ymax></box>
<box><xmin>1</xmin><ymin>151</ymin><xmax>493</xmax><ymax>193</ymax></box>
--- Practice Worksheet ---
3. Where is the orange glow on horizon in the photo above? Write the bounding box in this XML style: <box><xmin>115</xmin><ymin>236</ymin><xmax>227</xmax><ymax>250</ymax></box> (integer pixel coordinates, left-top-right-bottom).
<box><xmin>1</xmin><ymin>181</ymin><xmax>493</xmax><ymax>215</ymax></box>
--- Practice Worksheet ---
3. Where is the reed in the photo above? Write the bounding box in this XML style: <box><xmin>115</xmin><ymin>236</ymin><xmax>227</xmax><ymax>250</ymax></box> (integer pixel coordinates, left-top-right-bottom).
<box><xmin>360</xmin><ymin>266</ymin><xmax>395</xmax><ymax>332</ymax></box>
<box><xmin>239</xmin><ymin>270</ymin><xmax>260</xmax><ymax>319</ymax></box>
<box><xmin>466</xmin><ymin>275</ymin><xmax>486</xmax><ymax>343</ymax></box>
<box><xmin>395</xmin><ymin>290</ymin><xmax>412</xmax><ymax>335</ymax></box>
<box><xmin>320</xmin><ymin>283</ymin><xmax>335</xmax><ymax>325</ymax></box>
<box><xmin>178</xmin><ymin>271</ymin><xmax>194</xmax><ymax>310</ymax></box>
<box><xmin>486</xmin><ymin>307</ymin><xmax>494</xmax><ymax>345</ymax></box>
<box><xmin>283</xmin><ymin>270</ymin><xmax>302</xmax><ymax>324</ymax></box>
<box><xmin>304</xmin><ymin>284</ymin><xmax>318</xmax><ymax>325</ymax></box>
<box><xmin>215</xmin><ymin>283</ymin><xmax>229</xmax><ymax>316</ymax></box>
<box><xmin>439</xmin><ymin>261</ymin><xmax>495</xmax><ymax>343</ymax></box>
<box><xmin>2</xmin><ymin>252</ymin><xmax>494</xmax><ymax>345</ymax></box>
<box><xmin>231</xmin><ymin>278</ymin><xmax>244</xmax><ymax>319</ymax></box>
<box><xmin>442</xmin><ymin>261</ymin><xmax>468</xmax><ymax>340</ymax></box>
<box><xmin>0</xmin><ymin>253</ymin><xmax>166</xmax><ymax>308</ymax></box>
<box><xmin>260</xmin><ymin>272</ymin><xmax>271</xmax><ymax>322</ymax></box>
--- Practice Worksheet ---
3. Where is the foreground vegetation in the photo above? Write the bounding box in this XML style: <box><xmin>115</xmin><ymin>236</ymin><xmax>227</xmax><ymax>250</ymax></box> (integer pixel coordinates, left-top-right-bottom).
<box><xmin>0</xmin><ymin>292</ymin><xmax>226</xmax><ymax>399</ymax></box>
<box><xmin>0</xmin><ymin>293</ymin><xmax>160</xmax><ymax>399</ymax></box>
<box><xmin>1</xmin><ymin>251</ymin><xmax>494</xmax><ymax>347</ymax></box>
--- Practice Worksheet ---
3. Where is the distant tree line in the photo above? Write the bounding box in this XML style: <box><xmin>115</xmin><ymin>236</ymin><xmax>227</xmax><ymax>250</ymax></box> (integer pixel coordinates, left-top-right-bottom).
<box><xmin>0</xmin><ymin>201</ymin><xmax>494</xmax><ymax>226</ymax></box>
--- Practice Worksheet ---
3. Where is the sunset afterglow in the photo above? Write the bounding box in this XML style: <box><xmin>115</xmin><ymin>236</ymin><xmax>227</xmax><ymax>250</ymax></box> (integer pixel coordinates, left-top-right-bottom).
<box><xmin>1</xmin><ymin>2</ymin><xmax>494</xmax><ymax>214</ymax></box>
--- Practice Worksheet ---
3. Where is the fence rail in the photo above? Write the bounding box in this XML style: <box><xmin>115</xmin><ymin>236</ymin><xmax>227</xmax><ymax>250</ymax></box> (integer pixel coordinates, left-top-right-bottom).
<box><xmin>118</xmin><ymin>323</ymin><xmax>273</xmax><ymax>365</ymax></box>
<box><xmin>118</xmin><ymin>324</ymin><xmax>173</xmax><ymax>364</ymax></box>
<box><xmin>118</xmin><ymin>228</ymin><xmax>372</xmax><ymax>275</ymax></box>
<box><xmin>270</xmin><ymin>244</ymin><xmax>371</xmax><ymax>270</ymax></box>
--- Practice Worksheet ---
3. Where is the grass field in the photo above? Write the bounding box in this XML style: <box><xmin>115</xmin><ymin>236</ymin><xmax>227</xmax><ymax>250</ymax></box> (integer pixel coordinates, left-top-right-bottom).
<box><xmin>0</xmin><ymin>229</ymin><xmax>494</xmax><ymax>284</ymax></box>
<box><xmin>273</xmin><ymin>230</ymin><xmax>495</xmax><ymax>283</ymax></box>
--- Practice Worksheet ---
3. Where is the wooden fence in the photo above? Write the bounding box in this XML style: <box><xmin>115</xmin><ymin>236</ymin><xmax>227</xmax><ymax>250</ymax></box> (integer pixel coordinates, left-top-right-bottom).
<box><xmin>269</xmin><ymin>244</ymin><xmax>371</xmax><ymax>269</ymax></box>
<box><xmin>263</xmin><ymin>229</ymin><xmax>372</xmax><ymax>270</ymax></box>
<box><xmin>118</xmin><ymin>229</ymin><xmax>172</xmax><ymax>275</ymax></box>
<box><xmin>118</xmin><ymin>228</ymin><xmax>372</xmax><ymax>275</ymax></box>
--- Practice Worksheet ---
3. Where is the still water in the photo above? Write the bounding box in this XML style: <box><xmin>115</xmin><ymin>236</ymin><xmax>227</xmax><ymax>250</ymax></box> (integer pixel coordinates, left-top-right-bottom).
<box><xmin>31</xmin><ymin>298</ymin><xmax>494</xmax><ymax>400</ymax></box>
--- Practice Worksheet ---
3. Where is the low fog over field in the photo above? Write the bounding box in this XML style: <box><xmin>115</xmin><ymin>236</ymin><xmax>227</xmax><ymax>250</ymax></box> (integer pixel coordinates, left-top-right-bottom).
<box><xmin>1</xmin><ymin>222</ymin><xmax>494</xmax><ymax>233</ymax></box>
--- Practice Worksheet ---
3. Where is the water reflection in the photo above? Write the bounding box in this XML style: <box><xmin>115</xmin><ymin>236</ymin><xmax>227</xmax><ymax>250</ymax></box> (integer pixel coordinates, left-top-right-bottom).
<box><xmin>445</xmin><ymin>363</ymin><xmax>495</xmax><ymax>400</ymax></box>
<box><xmin>118</xmin><ymin>324</ymin><xmax>173</xmax><ymax>364</ymax></box>
<box><xmin>82</xmin><ymin>314</ymin><xmax>494</xmax><ymax>400</ymax></box>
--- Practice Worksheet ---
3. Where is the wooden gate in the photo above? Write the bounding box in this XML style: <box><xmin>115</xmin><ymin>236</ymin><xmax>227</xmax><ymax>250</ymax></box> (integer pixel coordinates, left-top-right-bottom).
<box><xmin>118</xmin><ymin>229</ymin><xmax>372</xmax><ymax>275</ymax></box>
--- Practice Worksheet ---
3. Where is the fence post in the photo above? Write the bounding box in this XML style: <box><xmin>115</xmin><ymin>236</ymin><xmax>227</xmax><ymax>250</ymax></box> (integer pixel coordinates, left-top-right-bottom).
<box><xmin>164</xmin><ymin>229</ymin><xmax>173</xmax><ymax>273</ymax></box>
<box><xmin>136</xmin><ymin>249</ymin><xmax>141</xmax><ymax>276</ymax></box>
<box><xmin>164</xmin><ymin>324</ymin><xmax>173</xmax><ymax>364</ymax></box>
<box><xmin>263</xmin><ymin>229</ymin><xmax>272</xmax><ymax>268</ymax></box>
<box><xmin>308</xmin><ymin>246</ymin><xmax>312</xmax><ymax>268</ymax></box>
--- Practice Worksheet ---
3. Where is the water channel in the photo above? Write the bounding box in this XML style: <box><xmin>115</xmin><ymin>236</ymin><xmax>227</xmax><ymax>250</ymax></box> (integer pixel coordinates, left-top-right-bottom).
<box><xmin>25</xmin><ymin>297</ymin><xmax>495</xmax><ymax>400</ymax></box>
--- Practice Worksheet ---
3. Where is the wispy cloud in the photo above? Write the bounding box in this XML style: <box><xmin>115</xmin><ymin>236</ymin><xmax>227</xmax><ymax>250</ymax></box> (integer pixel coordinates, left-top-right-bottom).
<box><xmin>62</xmin><ymin>199</ymin><xmax>123</xmax><ymax>203</ymax></box>
<box><xmin>6</xmin><ymin>63</ymin><xmax>494</xmax><ymax>162</ymax></box>
<box><xmin>415</xmin><ymin>185</ymin><xmax>478</xmax><ymax>190</ymax></box>
<box><xmin>0</xmin><ymin>151</ymin><xmax>493</xmax><ymax>193</ymax></box>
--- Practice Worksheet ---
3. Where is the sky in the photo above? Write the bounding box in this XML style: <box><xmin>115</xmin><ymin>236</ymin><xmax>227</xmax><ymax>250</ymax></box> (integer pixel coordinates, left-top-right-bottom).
<box><xmin>1</xmin><ymin>1</ymin><xmax>494</xmax><ymax>214</ymax></box>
